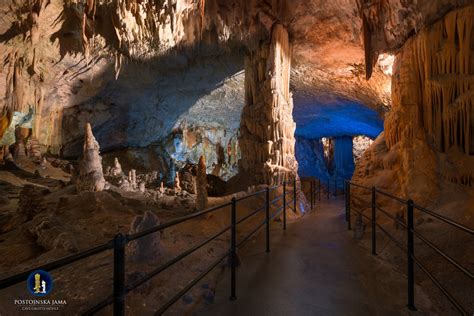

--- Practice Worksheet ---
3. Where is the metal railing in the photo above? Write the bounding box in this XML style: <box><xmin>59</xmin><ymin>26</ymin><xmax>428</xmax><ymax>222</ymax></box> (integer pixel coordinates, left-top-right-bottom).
<box><xmin>0</xmin><ymin>179</ymin><xmax>300</xmax><ymax>315</ymax></box>
<box><xmin>345</xmin><ymin>181</ymin><xmax>474</xmax><ymax>315</ymax></box>
<box><xmin>301</xmin><ymin>177</ymin><xmax>347</xmax><ymax>209</ymax></box>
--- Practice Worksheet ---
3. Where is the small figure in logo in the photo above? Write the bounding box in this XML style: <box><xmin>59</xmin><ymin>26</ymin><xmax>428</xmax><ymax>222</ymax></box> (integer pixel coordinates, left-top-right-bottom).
<box><xmin>41</xmin><ymin>280</ymin><xmax>47</xmax><ymax>294</ymax></box>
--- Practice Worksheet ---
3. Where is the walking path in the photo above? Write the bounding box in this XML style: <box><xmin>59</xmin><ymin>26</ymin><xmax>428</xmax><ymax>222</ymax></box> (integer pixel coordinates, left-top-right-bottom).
<box><xmin>199</xmin><ymin>197</ymin><xmax>436</xmax><ymax>316</ymax></box>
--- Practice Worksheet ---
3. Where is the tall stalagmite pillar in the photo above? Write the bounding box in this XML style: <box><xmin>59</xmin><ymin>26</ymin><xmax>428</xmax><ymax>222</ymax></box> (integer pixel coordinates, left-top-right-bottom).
<box><xmin>76</xmin><ymin>123</ymin><xmax>106</xmax><ymax>192</ymax></box>
<box><xmin>239</xmin><ymin>24</ymin><xmax>297</xmax><ymax>185</ymax></box>
<box><xmin>196</xmin><ymin>155</ymin><xmax>208</xmax><ymax>210</ymax></box>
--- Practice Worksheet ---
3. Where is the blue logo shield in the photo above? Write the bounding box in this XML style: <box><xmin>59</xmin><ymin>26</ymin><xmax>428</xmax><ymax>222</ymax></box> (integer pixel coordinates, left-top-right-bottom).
<box><xmin>27</xmin><ymin>270</ymin><xmax>53</xmax><ymax>296</ymax></box>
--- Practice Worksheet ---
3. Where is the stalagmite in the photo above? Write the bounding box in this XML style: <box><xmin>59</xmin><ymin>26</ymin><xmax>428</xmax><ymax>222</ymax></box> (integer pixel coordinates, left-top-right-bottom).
<box><xmin>196</xmin><ymin>155</ymin><xmax>208</xmax><ymax>211</ymax></box>
<box><xmin>76</xmin><ymin>123</ymin><xmax>106</xmax><ymax>192</ymax></box>
<box><xmin>174</xmin><ymin>171</ymin><xmax>181</xmax><ymax>193</ymax></box>
<box><xmin>110</xmin><ymin>157</ymin><xmax>123</xmax><ymax>176</ymax></box>
<box><xmin>239</xmin><ymin>23</ymin><xmax>298</xmax><ymax>185</ymax></box>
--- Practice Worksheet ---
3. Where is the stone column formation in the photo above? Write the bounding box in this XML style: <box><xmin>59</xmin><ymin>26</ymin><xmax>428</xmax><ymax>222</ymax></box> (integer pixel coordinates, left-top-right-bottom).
<box><xmin>196</xmin><ymin>155</ymin><xmax>208</xmax><ymax>210</ymax></box>
<box><xmin>76</xmin><ymin>123</ymin><xmax>106</xmax><ymax>192</ymax></box>
<box><xmin>239</xmin><ymin>23</ymin><xmax>297</xmax><ymax>185</ymax></box>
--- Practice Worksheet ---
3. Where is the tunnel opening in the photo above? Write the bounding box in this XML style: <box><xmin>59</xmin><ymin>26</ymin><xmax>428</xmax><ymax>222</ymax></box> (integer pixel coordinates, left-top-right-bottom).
<box><xmin>294</xmin><ymin>99</ymin><xmax>383</xmax><ymax>183</ymax></box>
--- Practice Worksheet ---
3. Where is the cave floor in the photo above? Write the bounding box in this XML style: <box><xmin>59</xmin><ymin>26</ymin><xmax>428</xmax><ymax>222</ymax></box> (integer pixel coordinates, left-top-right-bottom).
<box><xmin>199</xmin><ymin>197</ymin><xmax>437</xmax><ymax>316</ymax></box>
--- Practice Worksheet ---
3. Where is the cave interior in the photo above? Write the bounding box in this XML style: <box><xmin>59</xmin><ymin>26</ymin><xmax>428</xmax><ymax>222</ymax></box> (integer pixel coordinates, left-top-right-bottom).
<box><xmin>0</xmin><ymin>0</ymin><xmax>473</xmax><ymax>315</ymax></box>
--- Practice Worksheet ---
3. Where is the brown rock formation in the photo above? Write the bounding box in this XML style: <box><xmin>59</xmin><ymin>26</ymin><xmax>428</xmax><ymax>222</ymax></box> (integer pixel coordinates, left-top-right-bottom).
<box><xmin>197</xmin><ymin>155</ymin><xmax>208</xmax><ymax>210</ymax></box>
<box><xmin>76</xmin><ymin>123</ymin><xmax>106</xmax><ymax>192</ymax></box>
<box><xmin>353</xmin><ymin>5</ymin><xmax>474</xmax><ymax>207</ymax></box>
<box><xmin>239</xmin><ymin>24</ymin><xmax>297</xmax><ymax>185</ymax></box>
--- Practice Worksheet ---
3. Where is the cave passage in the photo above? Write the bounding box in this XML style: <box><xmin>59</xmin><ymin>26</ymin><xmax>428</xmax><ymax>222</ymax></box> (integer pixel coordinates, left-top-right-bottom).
<box><xmin>294</xmin><ymin>99</ymin><xmax>383</xmax><ymax>180</ymax></box>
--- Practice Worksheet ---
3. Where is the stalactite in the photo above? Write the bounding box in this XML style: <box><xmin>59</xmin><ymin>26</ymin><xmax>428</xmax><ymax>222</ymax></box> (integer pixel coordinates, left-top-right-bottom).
<box><xmin>387</xmin><ymin>6</ymin><xmax>474</xmax><ymax>155</ymax></box>
<box><xmin>385</xmin><ymin>5</ymin><xmax>474</xmax><ymax>188</ymax></box>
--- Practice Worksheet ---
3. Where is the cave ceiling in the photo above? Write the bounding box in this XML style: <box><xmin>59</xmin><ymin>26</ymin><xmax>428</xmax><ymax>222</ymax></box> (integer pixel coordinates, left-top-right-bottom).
<box><xmin>1</xmin><ymin>0</ymin><xmax>471</xmax><ymax>153</ymax></box>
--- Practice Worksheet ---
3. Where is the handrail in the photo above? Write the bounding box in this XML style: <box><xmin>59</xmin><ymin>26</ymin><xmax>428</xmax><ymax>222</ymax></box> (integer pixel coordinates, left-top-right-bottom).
<box><xmin>0</xmin><ymin>240</ymin><xmax>114</xmax><ymax>289</ymax></box>
<box><xmin>126</xmin><ymin>224</ymin><xmax>232</xmax><ymax>293</ymax></box>
<box><xmin>0</xmin><ymin>179</ymin><xmax>300</xmax><ymax>315</ymax></box>
<box><xmin>412</xmin><ymin>229</ymin><xmax>473</xmax><ymax>279</ymax></box>
<box><xmin>236</xmin><ymin>205</ymin><xmax>266</xmax><ymax>225</ymax></box>
<box><xmin>376</xmin><ymin>206</ymin><xmax>407</xmax><ymax>229</ymax></box>
<box><xmin>375</xmin><ymin>188</ymin><xmax>408</xmax><ymax>205</ymax></box>
<box><xmin>234</xmin><ymin>189</ymin><xmax>267</xmax><ymax>202</ymax></box>
<box><xmin>413</xmin><ymin>256</ymin><xmax>468</xmax><ymax>315</ymax></box>
<box><xmin>413</xmin><ymin>204</ymin><xmax>474</xmax><ymax>235</ymax></box>
<box><xmin>155</xmin><ymin>251</ymin><xmax>229</xmax><ymax>315</ymax></box>
<box><xmin>128</xmin><ymin>202</ymin><xmax>232</xmax><ymax>241</ymax></box>
<box><xmin>345</xmin><ymin>180</ymin><xmax>473</xmax><ymax>315</ymax></box>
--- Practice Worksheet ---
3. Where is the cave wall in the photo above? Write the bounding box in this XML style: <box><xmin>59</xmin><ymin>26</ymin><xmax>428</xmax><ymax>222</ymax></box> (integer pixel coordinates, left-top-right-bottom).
<box><xmin>333</xmin><ymin>136</ymin><xmax>355</xmax><ymax>179</ymax></box>
<box><xmin>239</xmin><ymin>23</ymin><xmax>297</xmax><ymax>185</ymax></box>
<box><xmin>295</xmin><ymin>137</ymin><xmax>329</xmax><ymax>180</ymax></box>
<box><xmin>353</xmin><ymin>5</ymin><xmax>474</xmax><ymax>209</ymax></box>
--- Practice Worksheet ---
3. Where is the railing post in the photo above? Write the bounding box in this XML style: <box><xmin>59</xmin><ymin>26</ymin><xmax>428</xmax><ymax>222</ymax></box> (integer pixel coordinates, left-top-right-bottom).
<box><xmin>318</xmin><ymin>179</ymin><xmax>321</xmax><ymax>201</ymax></box>
<box><xmin>407</xmin><ymin>199</ymin><xmax>417</xmax><ymax>311</ymax></box>
<box><xmin>371</xmin><ymin>187</ymin><xmax>377</xmax><ymax>256</ymax></box>
<box><xmin>327</xmin><ymin>178</ymin><xmax>330</xmax><ymax>200</ymax></box>
<box><xmin>310</xmin><ymin>179</ymin><xmax>314</xmax><ymax>210</ymax></box>
<box><xmin>293</xmin><ymin>178</ymin><xmax>297</xmax><ymax>212</ymax></box>
<box><xmin>230</xmin><ymin>197</ymin><xmax>237</xmax><ymax>300</ymax></box>
<box><xmin>346</xmin><ymin>182</ymin><xmax>351</xmax><ymax>230</ymax></box>
<box><xmin>113</xmin><ymin>233</ymin><xmax>127</xmax><ymax>316</ymax></box>
<box><xmin>283</xmin><ymin>182</ymin><xmax>287</xmax><ymax>230</ymax></box>
<box><xmin>265</xmin><ymin>187</ymin><xmax>270</xmax><ymax>253</ymax></box>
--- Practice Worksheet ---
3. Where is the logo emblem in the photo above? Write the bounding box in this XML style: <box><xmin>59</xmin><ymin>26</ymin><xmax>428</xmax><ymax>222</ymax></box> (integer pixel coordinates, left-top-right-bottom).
<box><xmin>27</xmin><ymin>270</ymin><xmax>53</xmax><ymax>296</ymax></box>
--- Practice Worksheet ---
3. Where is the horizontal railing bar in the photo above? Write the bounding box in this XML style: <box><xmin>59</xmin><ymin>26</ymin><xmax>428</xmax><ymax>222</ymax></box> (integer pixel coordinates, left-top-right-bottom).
<box><xmin>81</xmin><ymin>295</ymin><xmax>113</xmax><ymax>315</ymax></box>
<box><xmin>269</xmin><ymin>195</ymin><xmax>283</xmax><ymax>205</ymax></box>
<box><xmin>268</xmin><ymin>185</ymin><xmax>281</xmax><ymax>192</ymax></box>
<box><xmin>376</xmin><ymin>206</ymin><xmax>408</xmax><ymax>229</ymax></box>
<box><xmin>237</xmin><ymin>219</ymin><xmax>267</xmax><ymax>248</ymax></box>
<box><xmin>412</xmin><ymin>229</ymin><xmax>473</xmax><ymax>279</ymax></box>
<box><xmin>0</xmin><ymin>241</ymin><xmax>113</xmax><ymax>289</ymax></box>
<box><xmin>351</xmin><ymin>196</ymin><xmax>370</xmax><ymax>208</ymax></box>
<box><xmin>413</xmin><ymin>204</ymin><xmax>474</xmax><ymax>235</ymax></box>
<box><xmin>155</xmin><ymin>251</ymin><xmax>228</xmax><ymax>315</ymax></box>
<box><xmin>128</xmin><ymin>202</ymin><xmax>232</xmax><ymax>241</ymax></box>
<box><xmin>374</xmin><ymin>189</ymin><xmax>407</xmax><ymax>204</ymax></box>
<box><xmin>412</xmin><ymin>256</ymin><xmax>468</xmax><ymax>315</ymax></box>
<box><xmin>348</xmin><ymin>181</ymin><xmax>372</xmax><ymax>190</ymax></box>
<box><xmin>269</xmin><ymin>205</ymin><xmax>285</xmax><ymax>221</ymax></box>
<box><xmin>375</xmin><ymin>222</ymin><xmax>407</xmax><ymax>252</ymax></box>
<box><xmin>351</xmin><ymin>207</ymin><xmax>371</xmax><ymax>222</ymax></box>
<box><xmin>236</xmin><ymin>205</ymin><xmax>266</xmax><ymax>225</ymax></box>
<box><xmin>235</xmin><ymin>189</ymin><xmax>267</xmax><ymax>202</ymax></box>
<box><xmin>236</xmin><ymin>200</ymin><xmax>285</xmax><ymax>250</ymax></box>
<box><xmin>126</xmin><ymin>224</ymin><xmax>231</xmax><ymax>293</ymax></box>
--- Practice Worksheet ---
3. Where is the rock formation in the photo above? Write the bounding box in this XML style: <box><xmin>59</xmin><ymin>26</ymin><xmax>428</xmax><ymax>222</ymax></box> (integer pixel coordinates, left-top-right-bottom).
<box><xmin>128</xmin><ymin>211</ymin><xmax>161</xmax><ymax>263</ymax></box>
<box><xmin>333</xmin><ymin>136</ymin><xmax>355</xmax><ymax>179</ymax></box>
<box><xmin>196</xmin><ymin>155</ymin><xmax>208</xmax><ymax>211</ymax></box>
<box><xmin>239</xmin><ymin>24</ymin><xmax>297</xmax><ymax>185</ymax></box>
<box><xmin>75</xmin><ymin>123</ymin><xmax>106</xmax><ymax>192</ymax></box>
<box><xmin>110</xmin><ymin>158</ymin><xmax>123</xmax><ymax>177</ymax></box>
<box><xmin>174</xmin><ymin>171</ymin><xmax>181</xmax><ymax>193</ymax></box>
<box><xmin>353</xmin><ymin>5</ymin><xmax>474</xmax><ymax>206</ymax></box>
